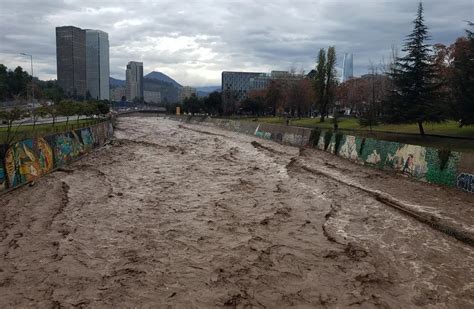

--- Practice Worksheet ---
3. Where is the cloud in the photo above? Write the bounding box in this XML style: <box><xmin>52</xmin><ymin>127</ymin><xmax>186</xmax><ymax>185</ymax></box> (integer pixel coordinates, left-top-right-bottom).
<box><xmin>0</xmin><ymin>0</ymin><xmax>472</xmax><ymax>86</ymax></box>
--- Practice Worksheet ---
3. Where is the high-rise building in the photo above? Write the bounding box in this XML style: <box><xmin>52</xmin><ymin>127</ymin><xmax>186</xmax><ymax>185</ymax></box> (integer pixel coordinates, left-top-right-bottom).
<box><xmin>342</xmin><ymin>53</ymin><xmax>354</xmax><ymax>82</ymax></box>
<box><xmin>110</xmin><ymin>87</ymin><xmax>126</xmax><ymax>102</ymax></box>
<box><xmin>85</xmin><ymin>29</ymin><xmax>110</xmax><ymax>100</ymax></box>
<box><xmin>126</xmin><ymin>61</ymin><xmax>144</xmax><ymax>101</ymax></box>
<box><xmin>56</xmin><ymin>26</ymin><xmax>87</xmax><ymax>97</ymax></box>
<box><xmin>221</xmin><ymin>71</ymin><xmax>265</xmax><ymax>105</ymax></box>
<box><xmin>179</xmin><ymin>86</ymin><xmax>197</xmax><ymax>102</ymax></box>
<box><xmin>144</xmin><ymin>90</ymin><xmax>161</xmax><ymax>104</ymax></box>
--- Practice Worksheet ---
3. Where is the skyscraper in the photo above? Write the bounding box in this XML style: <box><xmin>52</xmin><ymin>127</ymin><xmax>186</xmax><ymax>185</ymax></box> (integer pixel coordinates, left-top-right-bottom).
<box><xmin>56</xmin><ymin>26</ymin><xmax>87</xmax><ymax>97</ymax></box>
<box><xmin>126</xmin><ymin>61</ymin><xmax>144</xmax><ymax>101</ymax></box>
<box><xmin>86</xmin><ymin>29</ymin><xmax>110</xmax><ymax>100</ymax></box>
<box><xmin>342</xmin><ymin>53</ymin><xmax>354</xmax><ymax>82</ymax></box>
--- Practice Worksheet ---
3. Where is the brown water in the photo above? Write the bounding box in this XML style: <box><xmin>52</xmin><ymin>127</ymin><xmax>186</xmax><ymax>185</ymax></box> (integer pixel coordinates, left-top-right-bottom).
<box><xmin>1</xmin><ymin>117</ymin><xmax>473</xmax><ymax>308</ymax></box>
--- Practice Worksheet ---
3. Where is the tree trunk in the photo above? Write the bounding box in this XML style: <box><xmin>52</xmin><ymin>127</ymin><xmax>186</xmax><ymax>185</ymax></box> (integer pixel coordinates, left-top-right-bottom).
<box><xmin>418</xmin><ymin>121</ymin><xmax>425</xmax><ymax>135</ymax></box>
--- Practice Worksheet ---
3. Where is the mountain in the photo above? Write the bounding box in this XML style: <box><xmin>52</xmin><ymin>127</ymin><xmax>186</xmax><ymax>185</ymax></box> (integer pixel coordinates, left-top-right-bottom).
<box><xmin>143</xmin><ymin>78</ymin><xmax>180</xmax><ymax>103</ymax></box>
<box><xmin>145</xmin><ymin>71</ymin><xmax>182</xmax><ymax>89</ymax></box>
<box><xmin>195</xmin><ymin>86</ymin><xmax>221</xmax><ymax>94</ymax></box>
<box><xmin>110</xmin><ymin>77</ymin><xmax>125</xmax><ymax>88</ymax></box>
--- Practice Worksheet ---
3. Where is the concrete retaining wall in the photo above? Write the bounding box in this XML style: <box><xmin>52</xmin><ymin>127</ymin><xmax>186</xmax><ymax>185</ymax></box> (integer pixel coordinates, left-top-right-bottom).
<box><xmin>171</xmin><ymin>116</ymin><xmax>473</xmax><ymax>193</ymax></box>
<box><xmin>0</xmin><ymin>121</ymin><xmax>114</xmax><ymax>194</ymax></box>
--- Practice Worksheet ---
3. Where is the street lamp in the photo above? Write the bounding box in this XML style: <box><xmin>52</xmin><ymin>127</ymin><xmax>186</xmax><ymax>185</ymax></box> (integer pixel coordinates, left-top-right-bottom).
<box><xmin>20</xmin><ymin>53</ymin><xmax>34</xmax><ymax>108</ymax></box>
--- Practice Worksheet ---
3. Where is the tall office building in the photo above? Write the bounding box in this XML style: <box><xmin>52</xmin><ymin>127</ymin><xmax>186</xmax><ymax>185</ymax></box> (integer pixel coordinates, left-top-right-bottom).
<box><xmin>86</xmin><ymin>29</ymin><xmax>110</xmax><ymax>100</ymax></box>
<box><xmin>56</xmin><ymin>26</ymin><xmax>87</xmax><ymax>97</ymax></box>
<box><xmin>342</xmin><ymin>53</ymin><xmax>354</xmax><ymax>82</ymax></box>
<box><xmin>126</xmin><ymin>61</ymin><xmax>144</xmax><ymax>101</ymax></box>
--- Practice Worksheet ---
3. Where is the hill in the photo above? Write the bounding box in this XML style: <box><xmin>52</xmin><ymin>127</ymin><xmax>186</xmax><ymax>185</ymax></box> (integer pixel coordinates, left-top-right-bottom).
<box><xmin>110</xmin><ymin>77</ymin><xmax>125</xmax><ymax>88</ymax></box>
<box><xmin>145</xmin><ymin>71</ymin><xmax>182</xmax><ymax>89</ymax></box>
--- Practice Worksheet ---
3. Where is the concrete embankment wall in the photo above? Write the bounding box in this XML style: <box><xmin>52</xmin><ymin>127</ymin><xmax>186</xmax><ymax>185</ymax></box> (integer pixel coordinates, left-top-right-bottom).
<box><xmin>0</xmin><ymin>120</ymin><xmax>114</xmax><ymax>194</ymax></box>
<box><xmin>170</xmin><ymin>115</ymin><xmax>473</xmax><ymax>193</ymax></box>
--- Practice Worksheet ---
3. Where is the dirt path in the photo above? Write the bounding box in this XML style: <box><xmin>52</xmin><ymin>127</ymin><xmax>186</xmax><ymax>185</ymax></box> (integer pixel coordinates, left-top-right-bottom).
<box><xmin>1</xmin><ymin>117</ymin><xmax>473</xmax><ymax>308</ymax></box>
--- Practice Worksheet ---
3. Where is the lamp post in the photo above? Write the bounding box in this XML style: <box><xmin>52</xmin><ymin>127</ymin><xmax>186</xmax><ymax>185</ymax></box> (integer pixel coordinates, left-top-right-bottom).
<box><xmin>20</xmin><ymin>53</ymin><xmax>34</xmax><ymax>108</ymax></box>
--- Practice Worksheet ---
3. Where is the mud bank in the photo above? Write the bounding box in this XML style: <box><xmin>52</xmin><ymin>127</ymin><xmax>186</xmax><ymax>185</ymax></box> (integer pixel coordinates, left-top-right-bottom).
<box><xmin>0</xmin><ymin>117</ymin><xmax>473</xmax><ymax>308</ymax></box>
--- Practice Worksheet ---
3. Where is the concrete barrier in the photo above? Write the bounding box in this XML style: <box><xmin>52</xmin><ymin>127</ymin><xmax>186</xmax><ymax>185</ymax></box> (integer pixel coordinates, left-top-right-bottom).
<box><xmin>171</xmin><ymin>115</ymin><xmax>473</xmax><ymax>193</ymax></box>
<box><xmin>0</xmin><ymin>120</ymin><xmax>114</xmax><ymax>194</ymax></box>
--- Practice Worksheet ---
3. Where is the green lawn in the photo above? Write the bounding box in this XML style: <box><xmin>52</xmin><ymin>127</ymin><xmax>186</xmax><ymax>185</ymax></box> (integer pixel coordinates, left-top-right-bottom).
<box><xmin>0</xmin><ymin>119</ymin><xmax>99</xmax><ymax>144</ymax></box>
<box><xmin>246</xmin><ymin>117</ymin><xmax>474</xmax><ymax>138</ymax></box>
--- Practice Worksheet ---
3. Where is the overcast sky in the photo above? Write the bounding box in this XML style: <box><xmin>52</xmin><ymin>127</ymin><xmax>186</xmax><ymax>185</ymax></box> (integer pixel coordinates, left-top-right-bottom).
<box><xmin>0</xmin><ymin>0</ymin><xmax>472</xmax><ymax>86</ymax></box>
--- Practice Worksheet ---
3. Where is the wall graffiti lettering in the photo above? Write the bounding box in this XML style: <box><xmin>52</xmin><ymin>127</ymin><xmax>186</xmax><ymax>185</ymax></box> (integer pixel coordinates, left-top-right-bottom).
<box><xmin>456</xmin><ymin>173</ymin><xmax>474</xmax><ymax>193</ymax></box>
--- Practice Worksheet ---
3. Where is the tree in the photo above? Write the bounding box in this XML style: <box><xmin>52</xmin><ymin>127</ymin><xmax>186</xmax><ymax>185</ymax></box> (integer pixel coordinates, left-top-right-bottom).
<box><xmin>203</xmin><ymin>91</ymin><xmax>222</xmax><ymax>115</ymax></box>
<box><xmin>384</xmin><ymin>2</ymin><xmax>443</xmax><ymax>135</ymax></box>
<box><xmin>183</xmin><ymin>94</ymin><xmax>202</xmax><ymax>115</ymax></box>
<box><xmin>265</xmin><ymin>80</ymin><xmax>285</xmax><ymax>116</ymax></box>
<box><xmin>56</xmin><ymin>100</ymin><xmax>76</xmax><ymax>128</ymax></box>
<box><xmin>313</xmin><ymin>49</ymin><xmax>326</xmax><ymax>119</ymax></box>
<box><xmin>0</xmin><ymin>107</ymin><xmax>28</xmax><ymax>146</ymax></box>
<box><xmin>324</xmin><ymin>46</ymin><xmax>338</xmax><ymax>124</ymax></box>
<box><xmin>450</xmin><ymin>24</ymin><xmax>474</xmax><ymax>126</ymax></box>
<box><xmin>312</xmin><ymin>47</ymin><xmax>338</xmax><ymax>122</ymax></box>
<box><xmin>30</xmin><ymin>104</ymin><xmax>49</xmax><ymax>133</ymax></box>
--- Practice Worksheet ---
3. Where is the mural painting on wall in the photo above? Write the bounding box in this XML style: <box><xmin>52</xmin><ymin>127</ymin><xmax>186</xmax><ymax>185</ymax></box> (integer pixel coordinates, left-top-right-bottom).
<box><xmin>53</xmin><ymin>131</ymin><xmax>84</xmax><ymax>167</ymax></box>
<box><xmin>0</xmin><ymin>144</ymin><xmax>6</xmax><ymax>191</ymax></box>
<box><xmin>0</xmin><ymin>164</ymin><xmax>5</xmax><ymax>191</ymax></box>
<box><xmin>338</xmin><ymin>135</ymin><xmax>359</xmax><ymax>161</ymax></box>
<box><xmin>79</xmin><ymin>128</ymin><xmax>94</xmax><ymax>151</ymax></box>
<box><xmin>387</xmin><ymin>144</ymin><xmax>428</xmax><ymax>178</ymax></box>
<box><xmin>456</xmin><ymin>173</ymin><xmax>474</xmax><ymax>193</ymax></box>
<box><xmin>4</xmin><ymin>137</ymin><xmax>54</xmax><ymax>188</ymax></box>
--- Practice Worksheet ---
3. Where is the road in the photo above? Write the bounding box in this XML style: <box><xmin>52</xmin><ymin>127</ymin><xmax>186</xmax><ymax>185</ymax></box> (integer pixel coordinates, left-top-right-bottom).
<box><xmin>1</xmin><ymin>117</ymin><xmax>473</xmax><ymax>308</ymax></box>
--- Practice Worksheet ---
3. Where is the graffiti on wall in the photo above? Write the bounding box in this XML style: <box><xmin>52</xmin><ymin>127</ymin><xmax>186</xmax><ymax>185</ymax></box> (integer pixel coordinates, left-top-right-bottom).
<box><xmin>0</xmin><ymin>165</ymin><xmax>5</xmax><ymax>191</ymax></box>
<box><xmin>387</xmin><ymin>144</ymin><xmax>428</xmax><ymax>178</ymax></box>
<box><xmin>338</xmin><ymin>135</ymin><xmax>359</xmax><ymax>161</ymax></box>
<box><xmin>456</xmin><ymin>173</ymin><xmax>474</xmax><ymax>193</ymax></box>
<box><xmin>4</xmin><ymin>137</ymin><xmax>54</xmax><ymax>188</ymax></box>
<box><xmin>0</xmin><ymin>121</ymin><xmax>113</xmax><ymax>192</ymax></box>
<box><xmin>53</xmin><ymin>132</ymin><xmax>83</xmax><ymax>167</ymax></box>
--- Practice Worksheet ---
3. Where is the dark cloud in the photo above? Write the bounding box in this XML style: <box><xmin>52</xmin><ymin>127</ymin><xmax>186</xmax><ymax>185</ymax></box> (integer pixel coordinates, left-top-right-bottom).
<box><xmin>0</xmin><ymin>0</ymin><xmax>472</xmax><ymax>86</ymax></box>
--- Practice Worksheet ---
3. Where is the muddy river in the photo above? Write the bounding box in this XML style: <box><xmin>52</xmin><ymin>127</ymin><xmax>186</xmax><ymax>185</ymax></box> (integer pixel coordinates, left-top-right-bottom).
<box><xmin>1</xmin><ymin>117</ymin><xmax>473</xmax><ymax>308</ymax></box>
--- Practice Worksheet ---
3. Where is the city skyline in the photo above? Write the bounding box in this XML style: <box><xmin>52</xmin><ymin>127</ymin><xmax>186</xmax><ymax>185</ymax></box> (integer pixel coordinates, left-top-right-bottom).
<box><xmin>0</xmin><ymin>0</ymin><xmax>472</xmax><ymax>87</ymax></box>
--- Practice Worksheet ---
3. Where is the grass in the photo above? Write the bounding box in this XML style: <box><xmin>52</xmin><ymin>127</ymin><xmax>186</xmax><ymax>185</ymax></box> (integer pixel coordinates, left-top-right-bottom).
<box><xmin>0</xmin><ymin>118</ymin><xmax>100</xmax><ymax>144</ymax></box>
<box><xmin>245</xmin><ymin>116</ymin><xmax>474</xmax><ymax>138</ymax></box>
<box><xmin>235</xmin><ymin>116</ymin><xmax>474</xmax><ymax>152</ymax></box>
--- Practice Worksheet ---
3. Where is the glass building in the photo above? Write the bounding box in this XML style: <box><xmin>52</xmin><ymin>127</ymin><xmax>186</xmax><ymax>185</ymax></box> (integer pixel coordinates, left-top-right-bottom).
<box><xmin>342</xmin><ymin>53</ymin><xmax>354</xmax><ymax>82</ymax></box>
<box><xmin>86</xmin><ymin>29</ymin><xmax>110</xmax><ymax>100</ymax></box>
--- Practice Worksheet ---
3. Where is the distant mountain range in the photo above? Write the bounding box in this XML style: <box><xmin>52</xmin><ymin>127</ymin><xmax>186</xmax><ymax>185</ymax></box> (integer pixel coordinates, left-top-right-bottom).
<box><xmin>110</xmin><ymin>71</ymin><xmax>220</xmax><ymax>102</ymax></box>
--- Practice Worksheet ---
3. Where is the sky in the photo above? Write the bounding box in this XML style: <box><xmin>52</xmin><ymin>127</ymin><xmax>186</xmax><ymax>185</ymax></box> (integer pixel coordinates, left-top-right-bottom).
<box><xmin>0</xmin><ymin>0</ymin><xmax>472</xmax><ymax>87</ymax></box>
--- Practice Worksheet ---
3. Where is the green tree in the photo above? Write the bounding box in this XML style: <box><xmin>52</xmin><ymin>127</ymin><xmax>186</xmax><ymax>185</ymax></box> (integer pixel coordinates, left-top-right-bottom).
<box><xmin>384</xmin><ymin>2</ymin><xmax>443</xmax><ymax>135</ymax></box>
<box><xmin>0</xmin><ymin>107</ymin><xmax>28</xmax><ymax>145</ymax></box>
<box><xmin>95</xmin><ymin>100</ymin><xmax>110</xmax><ymax>118</ymax></box>
<box><xmin>203</xmin><ymin>91</ymin><xmax>222</xmax><ymax>115</ymax></box>
<box><xmin>56</xmin><ymin>100</ymin><xmax>76</xmax><ymax>128</ymax></box>
<box><xmin>0</xmin><ymin>64</ymin><xmax>8</xmax><ymax>100</ymax></box>
<box><xmin>183</xmin><ymin>94</ymin><xmax>202</xmax><ymax>115</ymax></box>
<box><xmin>324</xmin><ymin>46</ymin><xmax>338</xmax><ymax>124</ymax></box>
<box><xmin>313</xmin><ymin>49</ymin><xmax>327</xmax><ymax>120</ymax></box>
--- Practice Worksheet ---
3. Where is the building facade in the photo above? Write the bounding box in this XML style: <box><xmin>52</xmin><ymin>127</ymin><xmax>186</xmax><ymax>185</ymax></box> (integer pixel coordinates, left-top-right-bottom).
<box><xmin>110</xmin><ymin>87</ymin><xmax>126</xmax><ymax>102</ymax></box>
<box><xmin>144</xmin><ymin>90</ymin><xmax>161</xmax><ymax>104</ymax></box>
<box><xmin>179</xmin><ymin>86</ymin><xmax>197</xmax><ymax>102</ymax></box>
<box><xmin>56</xmin><ymin>26</ymin><xmax>87</xmax><ymax>97</ymax></box>
<box><xmin>221</xmin><ymin>71</ymin><xmax>265</xmax><ymax>106</ymax></box>
<box><xmin>85</xmin><ymin>29</ymin><xmax>110</xmax><ymax>100</ymax></box>
<box><xmin>342</xmin><ymin>53</ymin><xmax>354</xmax><ymax>82</ymax></box>
<box><xmin>126</xmin><ymin>61</ymin><xmax>144</xmax><ymax>101</ymax></box>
